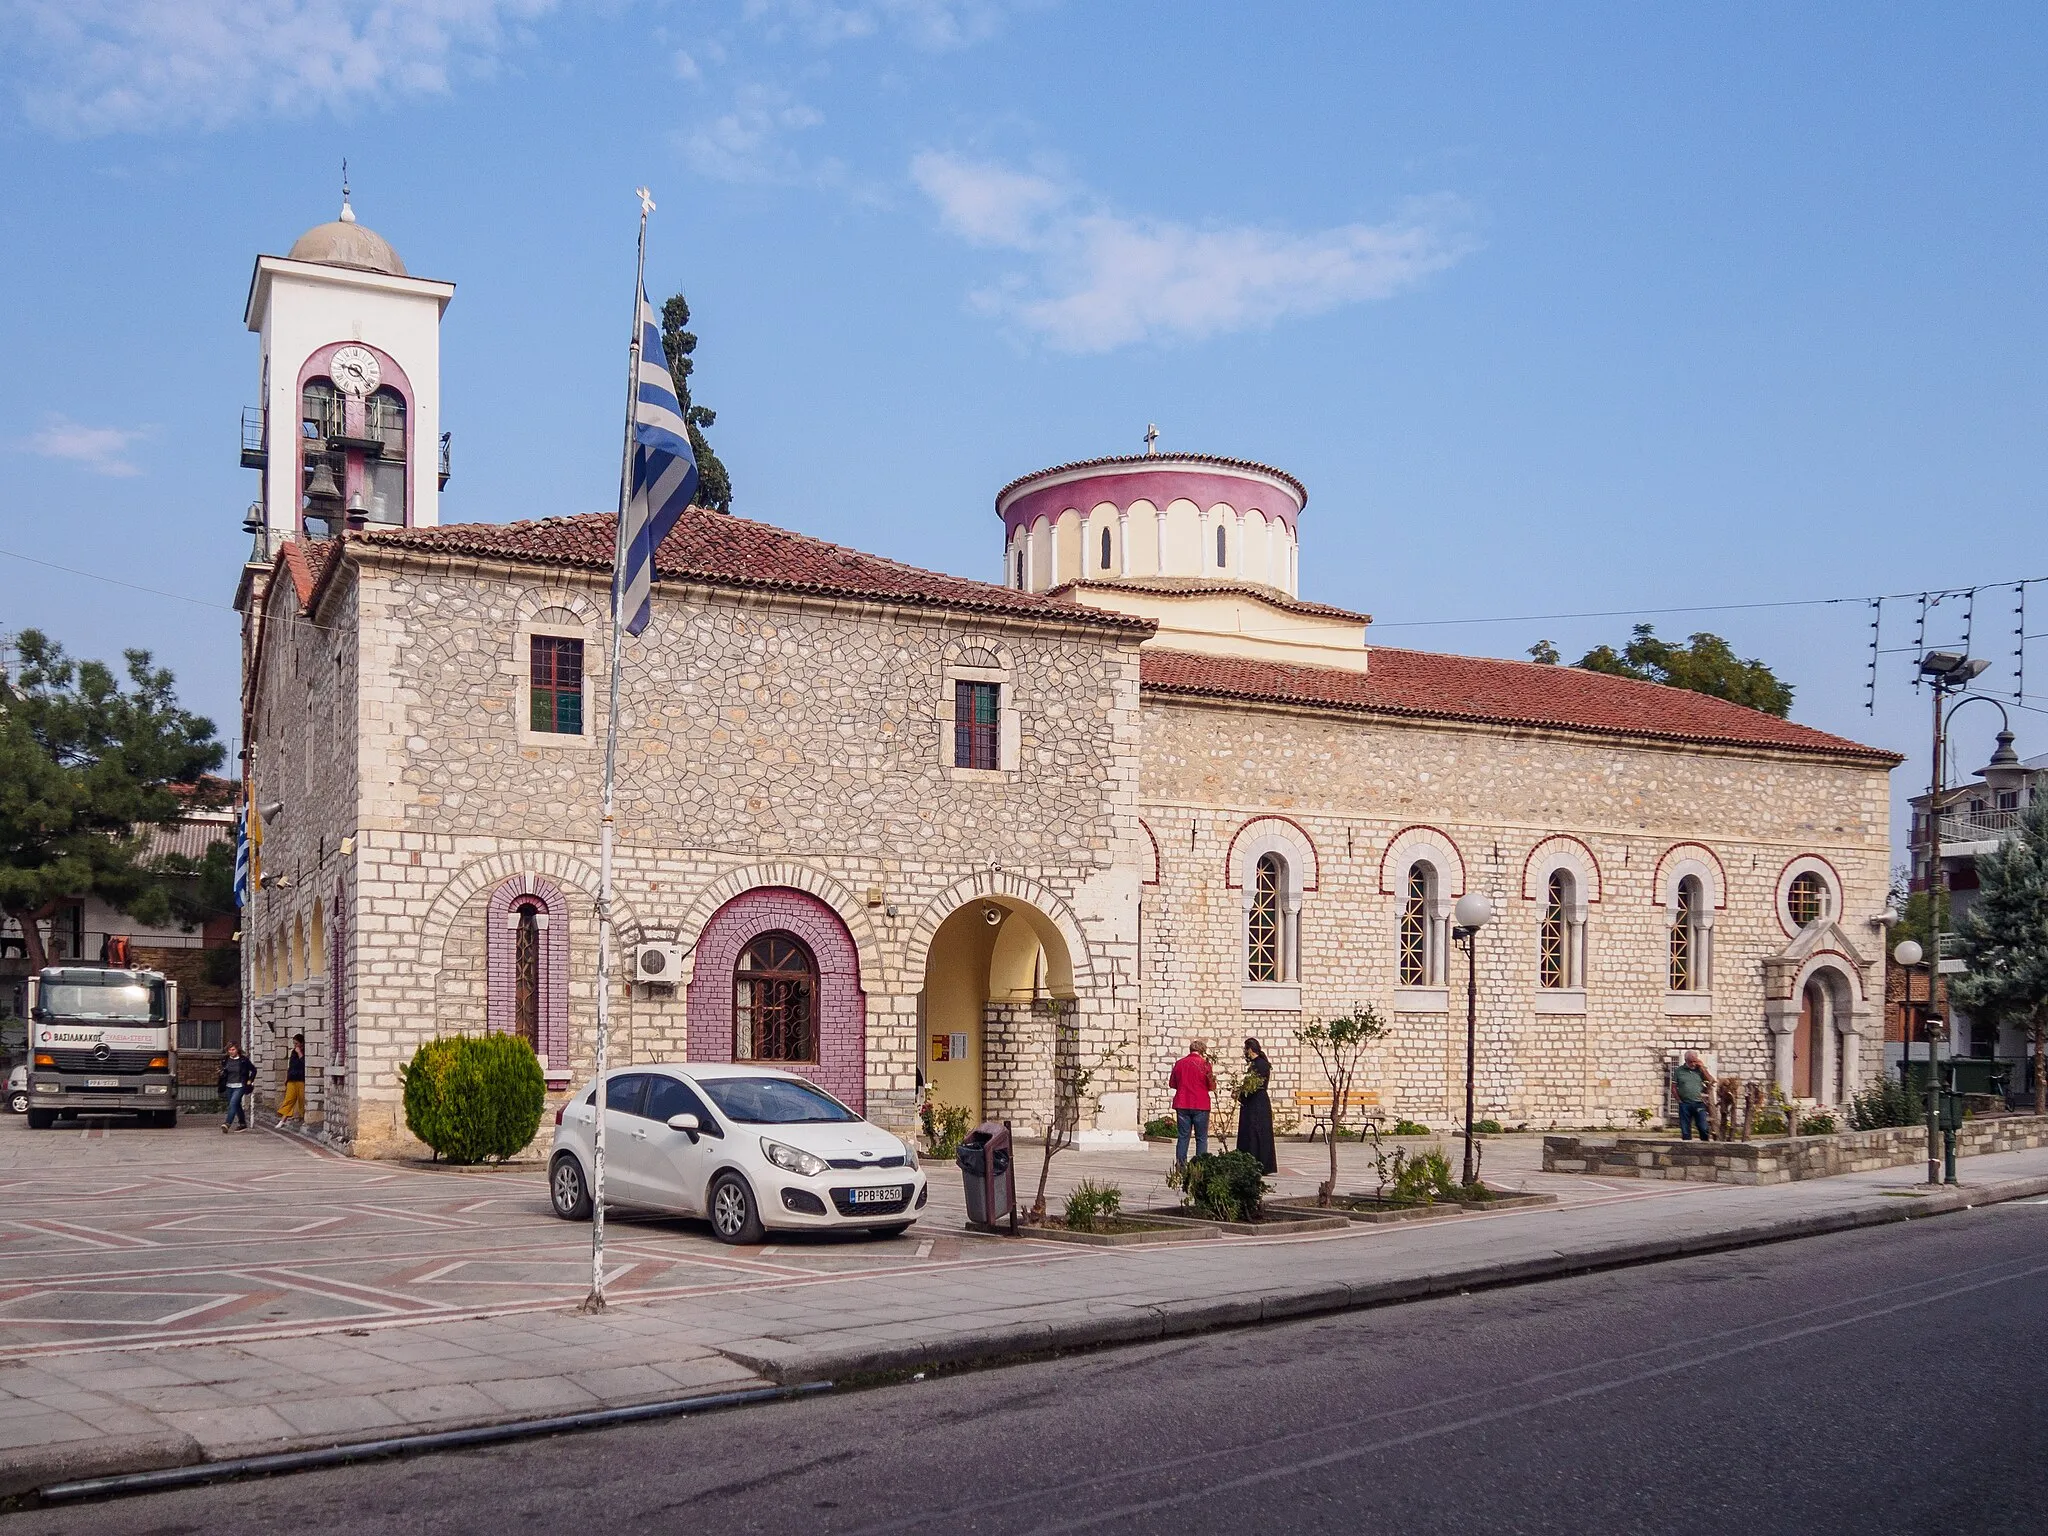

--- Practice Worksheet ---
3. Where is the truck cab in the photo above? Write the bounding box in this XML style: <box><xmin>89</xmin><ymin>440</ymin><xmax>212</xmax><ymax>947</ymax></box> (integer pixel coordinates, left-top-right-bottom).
<box><xmin>25</xmin><ymin>967</ymin><xmax>180</xmax><ymax>1129</ymax></box>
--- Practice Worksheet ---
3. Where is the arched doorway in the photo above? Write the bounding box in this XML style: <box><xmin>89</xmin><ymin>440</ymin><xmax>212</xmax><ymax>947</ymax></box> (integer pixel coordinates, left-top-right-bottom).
<box><xmin>918</xmin><ymin>896</ymin><xmax>1075</xmax><ymax>1126</ymax></box>
<box><xmin>1791</xmin><ymin>968</ymin><xmax>1857</xmax><ymax>1104</ymax></box>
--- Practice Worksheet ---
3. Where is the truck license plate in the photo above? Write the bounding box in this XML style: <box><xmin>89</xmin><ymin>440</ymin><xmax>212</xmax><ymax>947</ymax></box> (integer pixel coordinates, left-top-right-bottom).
<box><xmin>851</xmin><ymin>1186</ymin><xmax>903</xmax><ymax>1205</ymax></box>
<box><xmin>86</xmin><ymin>1078</ymin><xmax>119</xmax><ymax>1089</ymax></box>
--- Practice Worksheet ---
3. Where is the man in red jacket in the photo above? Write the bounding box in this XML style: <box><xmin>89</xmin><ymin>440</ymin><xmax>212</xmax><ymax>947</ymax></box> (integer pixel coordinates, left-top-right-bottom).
<box><xmin>1168</xmin><ymin>1040</ymin><xmax>1216</xmax><ymax>1167</ymax></box>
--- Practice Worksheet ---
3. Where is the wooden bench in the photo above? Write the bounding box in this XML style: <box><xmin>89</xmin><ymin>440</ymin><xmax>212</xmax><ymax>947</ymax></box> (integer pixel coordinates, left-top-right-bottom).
<box><xmin>1295</xmin><ymin>1088</ymin><xmax>1380</xmax><ymax>1143</ymax></box>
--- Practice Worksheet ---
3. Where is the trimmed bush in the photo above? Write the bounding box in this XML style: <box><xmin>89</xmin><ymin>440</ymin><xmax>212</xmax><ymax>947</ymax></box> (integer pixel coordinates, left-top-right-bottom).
<box><xmin>1143</xmin><ymin>1116</ymin><xmax>1178</xmax><ymax>1140</ymax></box>
<box><xmin>400</xmin><ymin>1033</ymin><xmax>546</xmax><ymax>1164</ymax></box>
<box><xmin>1175</xmin><ymin>1151</ymin><xmax>1269</xmax><ymax>1221</ymax></box>
<box><xmin>1063</xmin><ymin>1178</ymin><xmax>1123</xmax><ymax>1231</ymax></box>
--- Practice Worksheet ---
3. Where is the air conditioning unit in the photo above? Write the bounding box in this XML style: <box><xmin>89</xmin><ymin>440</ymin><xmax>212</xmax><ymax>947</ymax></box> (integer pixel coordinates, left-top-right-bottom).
<box><xmin>634</xmin><ymin>941</ymin><xmax>683</xmax><ymax>984</ymax></box>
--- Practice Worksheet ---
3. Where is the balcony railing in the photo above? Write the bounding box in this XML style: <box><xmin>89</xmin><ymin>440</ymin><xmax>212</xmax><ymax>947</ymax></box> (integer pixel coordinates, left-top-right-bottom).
<box><xmin>241</xmin><ymin>407</ymin><xmax>266</xmax><ymax>469</ymax></box>
<box><xmin>1938</xmin><ymin>807</ymin><xmax>2023</xmax><ymax>844</ymax></box>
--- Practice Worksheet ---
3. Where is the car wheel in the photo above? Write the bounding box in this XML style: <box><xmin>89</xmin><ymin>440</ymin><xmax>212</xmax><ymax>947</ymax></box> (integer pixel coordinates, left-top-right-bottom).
<box><xmin>708</xmin><ymin>1172</ymin><xmax>765</xmax><ymax>1245</ymax></box>
<box><xmin>7</xmin><ymin>1092</ymin><xmax>26</xmax><ymax>1115</ymax></box>
<box><xmin>26</xmin><ymin>1108</ymin><xmax>54</xmax><ymax>1130</ymax></box>
<box><xmin>550</xmin><ymin>1155</ymin><xmax>594</xmax><ymax>1220</ymax></box>
<box><xmin>868</xmin><ymin>1223</ymin><xmax>912</xmax><ymax>1239</ymax></box>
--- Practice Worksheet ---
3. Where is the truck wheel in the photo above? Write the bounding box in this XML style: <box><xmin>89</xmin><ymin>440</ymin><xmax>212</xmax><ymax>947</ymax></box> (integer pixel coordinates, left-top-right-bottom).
<box><xmin>550</xmin><ymin>1155</ymin><xmax>593</xmax><ymax>1220</ymax></box>
<box><xmin>155</xmin><ymin>1110</ymin><xmax>179</xmax><ymax>1129</ymax></box>
<box><xmin>26</xmin><ymin>1108</ymin><xmax>54</xmax><ymax>1130</ymax></box>
<box><xmin>708</xmin><ymin>1172</ymin><xmax>765</xmax><ymax>1245</ymax></box>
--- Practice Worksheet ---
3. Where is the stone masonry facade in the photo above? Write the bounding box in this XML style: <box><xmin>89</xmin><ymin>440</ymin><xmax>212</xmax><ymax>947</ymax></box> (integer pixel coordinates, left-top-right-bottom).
<box><xmin>240</xmin><ymin>530</ymin><xmax>1894</xmax><ymax>1159</ymax></box>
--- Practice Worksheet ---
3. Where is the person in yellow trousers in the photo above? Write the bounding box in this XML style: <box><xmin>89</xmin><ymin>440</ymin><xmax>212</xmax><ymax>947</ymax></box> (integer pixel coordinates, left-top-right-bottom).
<box><xmin>276</xmin><ymin>1033</ymin><xmax>307</xmax><ymax>1130</ymax></box>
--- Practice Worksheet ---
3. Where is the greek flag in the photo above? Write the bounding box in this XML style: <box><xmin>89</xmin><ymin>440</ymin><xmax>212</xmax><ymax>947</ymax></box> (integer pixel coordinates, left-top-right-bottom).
<box><xmin>616</xmin><ymin>287</ymin><xmax>699</xmax><ymax>637</ymax></box>
<box><xmin>232</xmin><ymin>805</ymin><xmax>251</xmax><ymax>910</ymax></box>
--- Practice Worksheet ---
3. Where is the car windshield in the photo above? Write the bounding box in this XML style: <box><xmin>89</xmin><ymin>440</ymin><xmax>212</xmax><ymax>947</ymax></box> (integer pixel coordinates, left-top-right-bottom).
<box><xmin>40</xmin><ymin>976</ymin><xmax>162</xmax><ymax>1022</ymax></box>
<box><xmin>698</xmin><ymin>1077</ymin><xmax>859</xmax><ymax>1125</ymax></box>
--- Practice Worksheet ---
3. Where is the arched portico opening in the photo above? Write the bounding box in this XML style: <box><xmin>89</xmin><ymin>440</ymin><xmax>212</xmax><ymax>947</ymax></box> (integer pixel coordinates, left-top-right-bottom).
<box><xmin>1778</xmin><ymin>962</ymin><xmax>1859</xmax><ymax>1105</ymax></box>
<box><xmin>918</xmin><ymin>895</ymin><xmax>1076</xmax><ymax>1127</ymax></box>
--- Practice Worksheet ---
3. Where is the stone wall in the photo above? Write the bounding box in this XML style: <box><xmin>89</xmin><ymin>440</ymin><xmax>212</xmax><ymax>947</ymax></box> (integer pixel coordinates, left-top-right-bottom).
<box><xmin>322</xmin><ymin>554</ymin><xmax>1146</xmax><ymax>1156</ymax></box>
<box><xmin>1138</xmin><ymin>692</ymin><xmax>1893</xmax><ymax>1131</ymax></box>
<box><xmin>1542</xmin><ymin>1114</ymin><xmax>2048</xmax><ymax>1184</ymax></box>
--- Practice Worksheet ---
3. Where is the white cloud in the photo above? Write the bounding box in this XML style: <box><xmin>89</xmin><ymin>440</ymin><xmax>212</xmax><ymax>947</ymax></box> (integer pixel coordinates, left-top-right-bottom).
<box><xmin>680</xmin><ymin>83</ymin><xmax>829</xmax><ymax>184</ymax></box>
<box><xmin>738</xmin><ymin>0</ymin><xmax>1010</xmax><ymax>51</ymax></box>
<box><xmin>6</xmin><ymin>0</ymin><xmax>556</xmax><ymax>135</ymax></box>
<box><xmin>673</xmin><ymin>49</ymin><xmax>703</xmax><ymax>82</ymax></box>
<box><xmin>911</xmin><ymin>151</ymin><xmax>1476</xmax><ymax>352</ymax></box>
<box><xmin>25</xmin><ymin>418</ymin><xmax>153</xmax><ymax>476</ymax></box>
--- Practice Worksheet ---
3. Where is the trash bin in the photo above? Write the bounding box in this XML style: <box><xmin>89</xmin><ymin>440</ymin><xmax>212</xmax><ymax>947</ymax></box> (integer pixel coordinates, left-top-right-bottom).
<box><xmin>956</xmin><ymin>1119</ymin><xmax>1016</xmax><ymax>1231</ymax></box>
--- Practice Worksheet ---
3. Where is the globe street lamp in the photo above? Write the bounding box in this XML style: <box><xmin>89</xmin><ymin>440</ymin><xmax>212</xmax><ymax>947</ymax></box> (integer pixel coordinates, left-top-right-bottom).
<box><xmin>1452</xmin><ymin>891</ymin><xmax>1495</xmax><ymax>1188</ymax></box>
<box><xmin>1893</xmin><ymin>937</ymin><xmax>1927</xmax><ymax>1137</ymax></box>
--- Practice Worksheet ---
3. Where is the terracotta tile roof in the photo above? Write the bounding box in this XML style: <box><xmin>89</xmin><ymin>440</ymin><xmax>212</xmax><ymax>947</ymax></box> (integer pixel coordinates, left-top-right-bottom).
<box><xmin>276</xmin><ymin>538</ymin><xmax>335</xmax><ymax>607</ymax></box>
<box><xmin>344</xmin><ymin>510</ymin><xmax>1154</xmax><ymax>633</ymax></box>
<box><xmin>1050</xmin><ymin>575</ymin><xmax>1369</xmax><ymax>624</ymax></box>
<box><xmin>1140</xmin><ymin>647</ymin><xmax>1901</xmax><ymax>763</ymax></box>
<box><xmin>996</xmin><ymin>451</ymin><xmax>1307</xmax><ymax>507</ymax></box>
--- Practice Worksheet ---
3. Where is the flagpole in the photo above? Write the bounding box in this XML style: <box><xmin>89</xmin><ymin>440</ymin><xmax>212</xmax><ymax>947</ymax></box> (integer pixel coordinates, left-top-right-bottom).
<box><xmin>582</xmin><ymin>185</ymin><xmax>655</xmax><ymax>1314</ymax></box>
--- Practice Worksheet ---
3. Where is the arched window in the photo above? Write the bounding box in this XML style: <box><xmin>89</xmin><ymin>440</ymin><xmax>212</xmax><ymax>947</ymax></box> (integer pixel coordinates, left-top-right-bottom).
<box><xmin>1399</xmin><ymin>862</ymin><xmax>1437</xmax><ymax>986</ymax></box>
<box><xmin>309</xmin><ymin>903</ymin><xmax>326</xmax><ymax>977</ymax></box>
<box><xmin>364</xmin><ymin>386</ymin><xmax>407</xmax><ymax>525</ymax></box>
<box><xmin>736</xmin><ymin>932</ymin><xmax>818</xmax><ymax>1062</ymax></box>
<box><xmin>1216</xmin><ymin>524</ymin><xmax>1227</xmax><ymax>568</ymax></box>
<box><xmin>1016</xmin><ymin>550</ymin><xmax>1025</xmax><ymax>588</ymax></box>
<box><xmin>1540</xmin><ymin>869</ymin><xmax>1582</xmax><ymax>990</ymax></box>
<box><xmin>512</xmin><ymin>900</ymin><xmax>542</xmax><ymax>1047</ymax></box>
<box><xmin>1247</xmin><ymin>854</ymin><xmax>1285</xmax><ymax>983</ymax></box>
<box><xmin>1787</xmin><ymin>871</ymin><xmax>1829</xmax><ymax>928</ymax></box>
<box><xmin>291</xmin><ymin>914</ymin><xmax>306</xmax><ymax>985</ymax></box>
<box><xmin>1669</xmin><ymin>876</ymin><xmax>1704</xmax><ymax>991</ymax></box>
<box><xmin>1100</xmin><ymin>527</ymin><xmax>1112</xmax><ymax>569</ymax></box>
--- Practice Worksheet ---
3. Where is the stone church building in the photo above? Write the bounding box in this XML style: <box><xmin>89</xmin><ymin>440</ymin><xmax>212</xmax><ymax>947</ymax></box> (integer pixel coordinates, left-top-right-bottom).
<box><xmin>236</xmin><ymin>205</ymin><xmax>1901</xmax><ymax>1157</ymax></box>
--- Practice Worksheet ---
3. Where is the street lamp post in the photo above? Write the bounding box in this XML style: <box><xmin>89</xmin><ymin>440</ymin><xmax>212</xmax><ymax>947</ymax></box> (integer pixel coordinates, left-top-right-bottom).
<box><xmin>1914</xmin><ymin>650</ymin><xmax>1990</xmax><ymax>1188</ymax></box>
<box><xmin>1452</xmin><ymin>892</ymin><xmax>1495</xmax><ymax>1189</ymax></box>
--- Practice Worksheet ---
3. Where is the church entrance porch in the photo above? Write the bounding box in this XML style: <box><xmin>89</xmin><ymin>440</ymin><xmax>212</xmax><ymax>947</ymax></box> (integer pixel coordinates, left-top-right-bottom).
<box><xmin>918</xmin><ymin>895</ymin><xmax>1078</xmax><ymax>1131</ymax></box>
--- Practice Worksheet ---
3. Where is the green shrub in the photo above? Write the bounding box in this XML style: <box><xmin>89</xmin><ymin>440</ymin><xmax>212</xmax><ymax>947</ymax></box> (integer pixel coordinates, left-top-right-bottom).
<box><xmin>1848</xmin><ymin>1077</ymin><xmax>1921</xmax><ymax>1131</ymax></box>
<box><xmin>920</xmin><ymin>1094</ymin><xmax>973</xmax><ymax>1158</ymax></box>
<box><xmin>1063</xmin><ymin>1178</ymin><xmax>1123</xmax><ymax>1231</ymax></box>
<box><xmin>1472</xmin><ymin>1118</ymin><xmax>1505</xmax><ymax>1135</ymax></box>
<box><xmin>1143</xmin><ymin>1116</ymin><xmax>1179</xmax><ymax>1140</ymax></box>
<box><xmin>1387</xmin><ymin>1147</ymin><xmax>1458</xmax><ymax>1206</ymax></box>
<box><xmin>1752</xmin><ymin>1110</ymin><xmax>1788</xmax><ymax>1137</ymax></box>
<box><xmin>1174</xmin><ymin>1151</ymin><xmax>1269</xmax><ymax>1221</ymax></box>
<box><xmin>1389</xmin><ymin>1118</ymin><xmax>1431</xmax><ymax>1137</ymax></box>
<box><xmin>399</xmin><ymin>1033</ymin><xmax>546</xmax><ymax>1164</ymax></box>
<box><xmin>1798</xmin><ymin>1112</ymin><xmax>1838</xmax><ymax>1136</ymax></box>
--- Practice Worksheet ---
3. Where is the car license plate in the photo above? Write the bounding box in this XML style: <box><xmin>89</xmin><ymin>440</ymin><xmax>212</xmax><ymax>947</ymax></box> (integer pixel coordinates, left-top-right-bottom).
<box><xmin>86</xmin><ymin>1078</ymin><xmax>119</xmax><ymax>1089</ymax></box>
<box><xmin>851</xmin><ymin>1186</ymin><xmax>903</xmax><ymax>1205</ymax></box>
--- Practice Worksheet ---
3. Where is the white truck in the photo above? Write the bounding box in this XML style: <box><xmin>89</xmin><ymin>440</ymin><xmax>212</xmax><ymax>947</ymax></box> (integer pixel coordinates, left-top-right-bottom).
<box><xmin>24</xmin><ymin>966</ymin><xmax>180</xmax><ymax>1129</ymax></box>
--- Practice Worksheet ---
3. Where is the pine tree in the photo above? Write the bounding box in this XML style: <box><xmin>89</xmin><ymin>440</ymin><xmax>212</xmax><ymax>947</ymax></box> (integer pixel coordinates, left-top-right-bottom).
<box><xmin>659</xmin><ymin>292</ymin><xmax>733</xmax><ymax>513</ymax></box>
<box><xmin>1950</xmin><ymin>793</ymin><xmax>2048</xmax><ymax>1114</ymax></box>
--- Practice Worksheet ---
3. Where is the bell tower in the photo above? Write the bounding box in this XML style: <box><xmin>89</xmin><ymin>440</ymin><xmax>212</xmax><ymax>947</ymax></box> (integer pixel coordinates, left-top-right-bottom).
<box><xmin>241</xmin><ymin>194</ymin><xmax>455</xmax><ymax>543</ymax></box>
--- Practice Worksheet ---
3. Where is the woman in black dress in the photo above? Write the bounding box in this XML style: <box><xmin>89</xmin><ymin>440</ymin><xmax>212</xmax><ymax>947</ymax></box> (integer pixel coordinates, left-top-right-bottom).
<box><xmin>1235</xmin><ymin>1037</ymin><xmax>1277</xmax><ymax>1174</ymax></box>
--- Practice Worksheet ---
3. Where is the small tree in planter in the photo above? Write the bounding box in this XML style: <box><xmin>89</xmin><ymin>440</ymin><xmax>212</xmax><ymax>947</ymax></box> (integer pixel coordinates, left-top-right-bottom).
<box><xmin>1025</xmin><ymin>1002</ymin><xmax>1127</xmax><ymax>1223</ymax></box>
<box><xmin>1297</xmin><ymin>1004</ymin><xmax>1390</xmax><ymax>1205</ymax></box>
<box><xmin>400</xmin><ymin>1033</ymin><xmax>546</xmax><ymax>1164</ymax></box>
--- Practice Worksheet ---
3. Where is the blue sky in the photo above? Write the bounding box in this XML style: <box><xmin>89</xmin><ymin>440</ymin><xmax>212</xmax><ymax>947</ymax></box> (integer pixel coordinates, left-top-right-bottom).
<box><xmin>2</xmin><ymin>2</ymin><xmax>2044</xmax><ymax>855</ymax></box>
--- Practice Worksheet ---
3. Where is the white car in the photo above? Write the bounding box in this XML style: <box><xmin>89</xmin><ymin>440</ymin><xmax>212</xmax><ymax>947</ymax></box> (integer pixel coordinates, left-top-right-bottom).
<box><xmin>547</xmin><ymin>1063</ymin><xmax>927</xmax><ymax>1244</ymax></box>
<box><xmin>7</xmin><ymin>1066</ymin><xmax>25</xmax><ymax>1116</ymax></box>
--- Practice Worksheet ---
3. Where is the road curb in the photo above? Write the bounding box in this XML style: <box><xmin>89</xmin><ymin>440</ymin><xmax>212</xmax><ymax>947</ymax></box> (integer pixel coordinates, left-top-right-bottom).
<box><xmin>721</xmin><ymin>1172</ymin><xmax>2048</xmax><ymax>1385</ymax></box>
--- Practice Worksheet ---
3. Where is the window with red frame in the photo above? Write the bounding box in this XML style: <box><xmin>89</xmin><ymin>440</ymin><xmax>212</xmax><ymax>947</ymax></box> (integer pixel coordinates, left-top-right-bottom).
<box><xmin>530</xmin><ymin>636</ymin><xmax>584</xmax><ymax>734</ymax></box>
<box><xmin>954</xmin><ymin>680</ymin><xmax>999</xmax><ymax>769</ymax></box>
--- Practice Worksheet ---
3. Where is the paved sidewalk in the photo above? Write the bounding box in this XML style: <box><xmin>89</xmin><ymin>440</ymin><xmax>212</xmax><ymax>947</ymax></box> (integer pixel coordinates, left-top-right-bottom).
<box><xmin>4</xmin><ymin>1120</ymin><xmax>2045</xmax><ymax>1498</ymax></box>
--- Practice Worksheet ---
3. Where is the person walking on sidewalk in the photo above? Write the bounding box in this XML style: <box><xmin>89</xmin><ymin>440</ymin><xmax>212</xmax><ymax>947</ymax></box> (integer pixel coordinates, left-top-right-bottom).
<box><xmin>1169</xmin><ymin>1039</ymin><xmax>1216</xmax><ymax>1167</ymax></box>
<box><xmin>276</xmin><ymin>1033</ymin><xmax>307</xmax><ymax>1130</ymax></box>
<box><xmin>1672</xmin><ymin>1051</ymin><xmax>1715</xmax><ymax>1142</ymax></box>
<box><xmin>218</xmin><ymin>1043</ymin><xmax>257</xmax><ymax>1133</ymax></box>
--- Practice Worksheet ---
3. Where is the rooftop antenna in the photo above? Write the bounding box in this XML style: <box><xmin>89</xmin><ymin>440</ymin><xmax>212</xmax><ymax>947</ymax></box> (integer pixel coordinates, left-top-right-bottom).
<box><xmin>340</xmin><ymin>158</ymin><xmax>355</xmax><ymax>223</ymax></box>
<box><xmin>1143</xmin><ymin>422</ymin><xmax>1159</xmax><ymax>457</ymax></box>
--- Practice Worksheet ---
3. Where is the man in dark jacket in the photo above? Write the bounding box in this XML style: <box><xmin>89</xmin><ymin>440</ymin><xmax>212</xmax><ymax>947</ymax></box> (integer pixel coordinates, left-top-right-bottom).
<box><xmin>218</xmin><ymin>1044</ymin><xmax>257</xmax><ymax>1132</ymax></box>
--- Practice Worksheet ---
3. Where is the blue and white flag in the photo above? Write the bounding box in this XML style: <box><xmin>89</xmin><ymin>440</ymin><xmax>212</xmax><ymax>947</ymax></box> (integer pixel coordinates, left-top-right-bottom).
<box><xmin>232</xmin><ymin>805</ymin><xmax>251</xmax><ymax>910</ymax></box>
<box><xmin>616</xmin><ymin>287</ymin><xmax>699</xmax><ymax>637</ymax></box>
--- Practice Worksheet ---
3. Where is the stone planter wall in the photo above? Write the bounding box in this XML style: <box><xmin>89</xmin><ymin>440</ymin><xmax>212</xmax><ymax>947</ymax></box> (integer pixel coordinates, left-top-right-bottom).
<box><xmin>1542</xmin><ymin>1114</ymin><xmax>2048</xmax><ymax>1185</ymax></box>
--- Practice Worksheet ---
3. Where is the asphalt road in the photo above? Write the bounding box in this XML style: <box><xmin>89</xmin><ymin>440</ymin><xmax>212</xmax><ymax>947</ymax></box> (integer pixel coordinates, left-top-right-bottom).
<box><xmin>12</xmin><ymin>1202</ymin><xmax>2047</xmax><ymax>1535</ymax></box>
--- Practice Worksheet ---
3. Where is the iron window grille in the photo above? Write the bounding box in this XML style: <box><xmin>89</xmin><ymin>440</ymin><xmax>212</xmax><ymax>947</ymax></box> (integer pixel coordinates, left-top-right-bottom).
<box><xmin>1539</xmin><ymin>870</ymin><xmax>1571</xmax><ymax>989</ymax></box>
<box><xmin>1399</xmin><ymin>865</ymin><xmax>1431</xmax><ymax>986</ymax></box>
<box><xmin>954</xmin><ymin>680</ymin><xmax>1000</xmax><ymax>770</ymax></box>
<box><xmin>530</xmin><ymin>636</ymin><xmax>585</xmax><ymax>734</ymax></box>
<box><xmin>1247</xmin><ymin>853</ymin><xmax>1283</xmax><ymax>983</ymax></box>
<box><xmin>735</xmin><ymin>932</ymin><xmax>818</xmax><ymax>1062</ymax></box>
<box><xmin>1669</xmin><ymin>879</ymin><xmax>1697</xmax><ymax>992</ymax></box>
<box><xmin>1787</xmin><ymin>871</ymin><xmax>1828</xmax><ymax>928</ymax></box>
